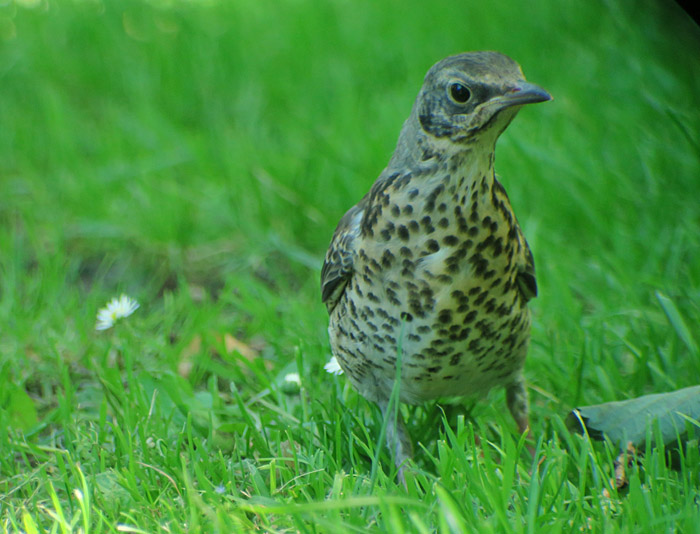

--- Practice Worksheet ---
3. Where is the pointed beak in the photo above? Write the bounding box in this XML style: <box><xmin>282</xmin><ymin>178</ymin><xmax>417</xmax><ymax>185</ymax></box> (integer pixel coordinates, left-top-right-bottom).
<box><xmin>494</xmin><ymin>81</ymin><xmax>552</xmax><ymax>109</ymax></box>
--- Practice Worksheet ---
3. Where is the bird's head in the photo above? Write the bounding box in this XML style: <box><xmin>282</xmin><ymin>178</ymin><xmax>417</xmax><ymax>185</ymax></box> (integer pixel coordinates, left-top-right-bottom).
<box><xmin>412</xmin><ymin>51</ymin><xmax>551</xmax><ymax>148</ymax></box>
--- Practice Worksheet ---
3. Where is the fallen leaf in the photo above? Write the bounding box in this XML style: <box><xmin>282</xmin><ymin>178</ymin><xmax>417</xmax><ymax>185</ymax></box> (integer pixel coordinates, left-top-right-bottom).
<box><xmin>223</xmin><ymin>333</ymin><xmax>258</xmax><ymax>361</ymax></box>
<box><xmin>568</xmin><ymin>385</ymin><xmax>700</xmax><ymax>447</ymax></box>
<box><xmin>178</xmin><ymin>335</ymin><xmax>202</xmax><ymax>378</ymax></box>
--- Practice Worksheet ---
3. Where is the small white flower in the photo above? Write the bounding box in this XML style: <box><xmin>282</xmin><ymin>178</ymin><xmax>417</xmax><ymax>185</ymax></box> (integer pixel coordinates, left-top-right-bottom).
<box><xmin>284</xmin><ymin>372</ymin><xmax>301</xmax><ymax>386</ymax></box>
<box><xmin>280</xmin><ymin>372</ymin><xmax>301</xmax><ymax>394</ymax></box>
<box><xmin>324</xmin><ymin>356</ymin><xmax>344</xmax><ymax>376</ymax></box>
<box><xmin>96</xmin><ymin>294</ymin><xmax>139</xmax><ymax>330</ymax></box>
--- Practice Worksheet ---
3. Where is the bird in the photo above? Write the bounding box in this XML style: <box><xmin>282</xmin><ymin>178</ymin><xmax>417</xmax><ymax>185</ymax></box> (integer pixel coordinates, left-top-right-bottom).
<box><xmin>321</xmin><ymin>51</ymin><xmax>551</xmax><ymax>479</ymax></box>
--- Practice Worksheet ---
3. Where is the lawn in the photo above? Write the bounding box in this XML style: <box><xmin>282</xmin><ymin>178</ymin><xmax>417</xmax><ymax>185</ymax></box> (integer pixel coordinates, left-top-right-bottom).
<box><xmin>1</xmin><ymin>0</ymin><xmax>699</xmax><ymax>532</ymax></box>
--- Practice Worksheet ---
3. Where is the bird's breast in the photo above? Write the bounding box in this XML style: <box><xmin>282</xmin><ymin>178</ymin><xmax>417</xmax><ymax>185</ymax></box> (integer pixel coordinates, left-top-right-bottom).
<box><xmin>330</xmin><ymin>164</ymin><xmax>531</xmax><ymax>403</ymax></box>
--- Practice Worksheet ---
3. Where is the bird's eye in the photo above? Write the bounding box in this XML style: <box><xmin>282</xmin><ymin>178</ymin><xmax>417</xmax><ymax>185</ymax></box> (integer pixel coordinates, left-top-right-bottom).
<box><xmin>449</xmin><ymin>83</ymin><xmax>471</xmax><ymax>104</ymax></box>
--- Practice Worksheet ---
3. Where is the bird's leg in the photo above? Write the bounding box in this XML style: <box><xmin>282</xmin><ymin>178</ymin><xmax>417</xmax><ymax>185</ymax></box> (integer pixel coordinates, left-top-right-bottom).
<box><xmin>378</xmin><ymin>398</ymin><xmax>413</xmax><ymax>484</ymax></box>
<box><xmin>505</xmin><ymin>378</ymin><xmax>534</xmax><ymax>455</ymax></box>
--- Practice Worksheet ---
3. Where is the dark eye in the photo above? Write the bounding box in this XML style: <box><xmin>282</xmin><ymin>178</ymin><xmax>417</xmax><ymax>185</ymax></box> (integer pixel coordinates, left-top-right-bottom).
<box><xmin>449</xmin><ymin>83</ymin><xmax>471</xmax><ymax>104</ymax></box>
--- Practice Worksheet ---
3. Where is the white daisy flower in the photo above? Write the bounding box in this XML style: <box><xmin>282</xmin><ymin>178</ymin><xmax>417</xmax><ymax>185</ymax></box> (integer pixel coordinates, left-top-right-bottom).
<box><xmin>96</xmin><ymin>294</ymin><xmax>139</xmax><ymax>330</ymax></box>
<box><xmin>280</xmin><ymin>371</ymin><xmax>302</xmax><ymax>394</ymax></box>
<box><xmin>324</xmin><ymin>356</ymin><xmax>344</xmax><ymax>376</ymax></box>
<box><xmin>284</xmin><ymin>372</ymin><xmax>301</xmax><ymax>386</ymax></box>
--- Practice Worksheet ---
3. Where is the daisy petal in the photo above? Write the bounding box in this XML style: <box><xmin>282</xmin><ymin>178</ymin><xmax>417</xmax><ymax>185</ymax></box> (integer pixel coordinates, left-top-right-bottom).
<box><xmin>324</xmin><ymin>356</ymin><xmax>344</xmax><ymax>376</ymax></box>
<box><xmin>95</xmin><ymin>294</ymin><xmax>139</xmax><ymax>330</ymax></box>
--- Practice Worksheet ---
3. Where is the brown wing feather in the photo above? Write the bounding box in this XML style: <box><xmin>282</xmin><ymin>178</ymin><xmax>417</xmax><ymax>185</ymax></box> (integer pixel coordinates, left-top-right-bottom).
<box><xmin>517</xmin><ymin>242</ymin><xmax>537</xmax><ymax>303</ymax></box>
<box><xmin>493</xmin><ymin>177</ymin><xmax>537</xmax><ymax>303</ymax></box>
<box><xmin>321</xmin><ymin>202</ymin><xmax>365</xmax><ymax>313</ymax></box>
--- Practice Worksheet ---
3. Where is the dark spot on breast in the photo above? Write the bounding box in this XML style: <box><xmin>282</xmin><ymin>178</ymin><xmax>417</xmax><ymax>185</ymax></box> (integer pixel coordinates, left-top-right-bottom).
<box><xmin>457</xmin><ymin>217</ymin><xmax>469</xmax><ymax>233</ymax></box>
<box><xmin>443</xmin><ymin>235</ymin><xmax>459</xmax><ymax>246</ymax></box>
<box><xmin>397</xmin><ymin>225</ymin><xmax>409</xmax><ymax>241</ymax></box>
<box><xmin>492</xmin><ymin>238</ymin><xmax>503</xmax><ymax>257</ymax></box>
<box><xmin>430</xmin><ymin>184</ymin><xmax>445</xmax><ymax>197</ymax></box>
<box><xmin>477</xmin><ymin>235</ymin><xmax>494</xmax><ymax>252</ymax></box>
<box><xmin>497</xmin><ymin>303</ymin><xmax>512</xmax><ymax>317</ymax></box>
<box><xmin>438</xmin><ymin>217</ymin><xmax>449</xmax><ymax>228</ymax></box>
<box><xmin>400</xmin><ymin>312</ymin><xmax>413</xmax><ymax>322</ymax></box>
<box><xmin>437</xmin><ymin>309</ymin><xmax>452</xmax><ymax>324</ymax></box>
<box><xmin>448</xmin><ymin>248</ymin><xmax>467</xmax><ymax>264</ymax></box>
<box><xmin>485</xmin><ymin>298</ymin><xmax>497</xmax><ymax>314</ymax></box>
<box><xmin>409</xmin><ymin>299</ymin><xmax>423</xmax><ymax>315</ymax></box>
<box><xmin>464</xmin><ymin>310</ymin><xmax>478</xmax><ymax>323</ymax></box>
<box><xmin>381</xmin><ymin>249</ymin><xmax>395</xmax><ymax>268</ymax></box>
<box><xmin>426</xmin><ymin>239</ymin><xmax>440</xmax><ymax>252</ymax></box>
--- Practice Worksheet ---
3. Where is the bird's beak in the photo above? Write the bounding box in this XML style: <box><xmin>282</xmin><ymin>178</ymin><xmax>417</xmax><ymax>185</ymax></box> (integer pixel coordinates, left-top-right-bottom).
<box><xmin>490</xmin><ymin>81</ymin><xmax>552</xmax><ymax>111</ymax></box>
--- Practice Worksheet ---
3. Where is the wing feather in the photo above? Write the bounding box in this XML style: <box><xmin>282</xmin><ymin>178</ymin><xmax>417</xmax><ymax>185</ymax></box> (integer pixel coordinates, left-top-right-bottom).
<box><xmin>321</xmin><ymin>203</ymin><xmax>364</xmax><ymax>313</ymax></box>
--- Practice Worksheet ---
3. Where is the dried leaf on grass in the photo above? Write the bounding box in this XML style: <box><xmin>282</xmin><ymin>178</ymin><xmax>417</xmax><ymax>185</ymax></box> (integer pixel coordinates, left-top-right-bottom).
<box><xmin>222</xmin><ymin>333</ymin><xmax>259</xmax><ymax>361</ymax></box>
<box><xmin>177</xmin><ymin>332</ymin><xmax>271</xmax><ymax>378</ymax></box>
<box><xmin>602</xmin><ymin>442</ymin><xmax>637</xmax><ymax>497</ymax></box>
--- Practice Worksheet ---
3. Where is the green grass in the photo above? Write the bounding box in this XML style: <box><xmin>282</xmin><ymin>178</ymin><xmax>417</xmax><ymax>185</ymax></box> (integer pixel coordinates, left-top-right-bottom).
<box><xmin>1</xmin><ymin>0</ymin><xmax>700</xmax><ymax>531</ymax></box>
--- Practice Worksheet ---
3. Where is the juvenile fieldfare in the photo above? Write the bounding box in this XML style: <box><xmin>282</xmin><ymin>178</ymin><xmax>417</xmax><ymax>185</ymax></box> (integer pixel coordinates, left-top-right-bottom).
<box><xmin>321</xmin><ymin>51</ymin><xmax>551</xmax><ymax>478</ymax></box>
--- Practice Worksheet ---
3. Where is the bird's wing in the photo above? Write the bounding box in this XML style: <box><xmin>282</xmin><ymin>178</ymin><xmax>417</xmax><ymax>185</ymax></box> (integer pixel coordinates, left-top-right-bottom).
<box><xmin>516</xmin><ymin>237</ymin><xmax>537</xmax><ymax>303</ymax></box>
<box><xmin>493</xmin><ymin>176</ymin><xmax>537</xmax><ymax>303</ymax></box>
<box><xmin>321</xmin><ymin>202</ymin><xmax>365</xmax><ymax>314</ymax></box>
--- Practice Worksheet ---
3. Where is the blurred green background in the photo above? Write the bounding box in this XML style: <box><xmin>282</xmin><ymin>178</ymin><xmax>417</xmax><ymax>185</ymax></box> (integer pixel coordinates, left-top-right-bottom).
<box><xmin>1</xmin><ymin>0</ymin><xmax>699</xmax><ymax>529</ymax></box>
<box><xmin>2</xmin><ymin>0</ymin><xmax>698</xmax><ymax>397</ymax></box>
